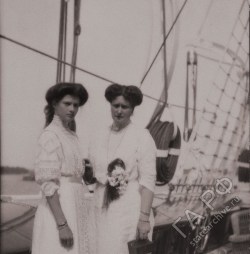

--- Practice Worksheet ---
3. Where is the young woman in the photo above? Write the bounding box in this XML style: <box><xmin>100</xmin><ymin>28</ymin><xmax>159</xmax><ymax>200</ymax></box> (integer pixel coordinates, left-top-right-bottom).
<box><xmin>89</xmin><ymin>84</ymin><xmax>156</xmax><ymax>254</ymax></box>
<box><xmin>32</xmin><ymin>82</ymin><xmax>95</xmax><ymax>254</ymax></box>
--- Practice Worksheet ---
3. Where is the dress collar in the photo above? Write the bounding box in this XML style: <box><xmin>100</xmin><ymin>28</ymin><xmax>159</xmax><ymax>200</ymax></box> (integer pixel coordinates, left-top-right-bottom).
<box><xmin>51</xmin><ymin>115</ymin><xmax>76</xmax><ymax>136</ymax></box>
<box><xmin>110</xmin><ymin>120</ymin><xmax>132</xmax><ymax>133</ymax></box>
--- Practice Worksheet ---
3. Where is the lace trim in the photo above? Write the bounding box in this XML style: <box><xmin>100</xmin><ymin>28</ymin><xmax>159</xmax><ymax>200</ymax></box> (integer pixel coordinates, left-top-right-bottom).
<box><xmin>35</xmin><ymin>159</ymin><xmax>61</xmax><ymax>168</ymax></box>
<box><xmin>51</xmin><ymin>115</ymin><xmax>77</xmax><ymax>138</ymax></box>
<box><xmin>35</xmin><ymin>168</ymin><xmax>61</xmax><ymax>183</ymax></box>
<box><xmin>41</xmin><ymin>181</ymin><xmax>59</xmax><ymax>196</ymax></box>
<box><xmin>44</xmin><ymin>123</ymin><xmax>84</xmax><ymax>177</ymax></box>
<box><xmin>75</xmin><ymin>187</ymin><xmax>97</xmax><ymax>254</ymax></box>
<box><xmin>40</xmin><ymin>137</ymin><xmax>61</xmax><ymax>153</ymax></box>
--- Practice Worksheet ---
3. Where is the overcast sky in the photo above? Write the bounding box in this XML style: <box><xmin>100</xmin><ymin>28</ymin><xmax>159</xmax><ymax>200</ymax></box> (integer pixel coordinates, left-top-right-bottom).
<box><xmin>0</xmin><ymin>0</ymin><xmax>247</xmax><ymax>169</ymax></box>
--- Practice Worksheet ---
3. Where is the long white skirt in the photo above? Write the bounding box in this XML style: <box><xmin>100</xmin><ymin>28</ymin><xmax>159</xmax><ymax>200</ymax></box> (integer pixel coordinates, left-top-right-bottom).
<box><xmin>96</xmin><ymin>182</ymin><xmax>153</xmax><ymax>254</ymax></box>
<box><xmin>32</xmin><ymin>177</ymin><xmax>96</xmax><ymax>254</ymax></box>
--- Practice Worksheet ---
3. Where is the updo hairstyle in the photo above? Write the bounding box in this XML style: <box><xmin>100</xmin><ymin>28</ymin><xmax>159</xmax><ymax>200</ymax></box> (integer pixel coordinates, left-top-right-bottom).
<box><xmin>105</xmin><ymin>84</ymin><xmax>143</xmax><ymax>109</ymax></box>
<box><xmin>44</xmin><ymin>82</ymin><xmax>88</xmax><ymax>129</ymax></box>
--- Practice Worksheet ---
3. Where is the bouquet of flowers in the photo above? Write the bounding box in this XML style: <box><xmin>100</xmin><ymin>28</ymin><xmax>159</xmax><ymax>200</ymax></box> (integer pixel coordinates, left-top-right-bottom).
<box><xmin>103</xmin><ymin>158</ymin><xmax>128</xmax><ymax>208</ymax></box>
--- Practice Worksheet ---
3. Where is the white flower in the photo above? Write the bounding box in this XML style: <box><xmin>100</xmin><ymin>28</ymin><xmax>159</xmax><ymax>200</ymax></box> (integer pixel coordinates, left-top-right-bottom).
<box><xmin>107</xmin><ymin>166</ymin><xmax>128</xmax><ymax>195</ymax></box>
<box><xmin>107</xmin><ymin>176</ymin><xmax>119</xmax><ymax>186</ymax></box>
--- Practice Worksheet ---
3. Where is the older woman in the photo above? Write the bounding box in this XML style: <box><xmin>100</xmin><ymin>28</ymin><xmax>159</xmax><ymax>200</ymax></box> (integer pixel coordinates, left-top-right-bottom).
<box><xmin>32</xmin><ymin>83</ymin><xmax>95</xmax><ymax>254</ymax></box>
<box><xmin>89</xmin><ymin>84</ymin><xmax>156</xmax><ymax>254</ymax></box>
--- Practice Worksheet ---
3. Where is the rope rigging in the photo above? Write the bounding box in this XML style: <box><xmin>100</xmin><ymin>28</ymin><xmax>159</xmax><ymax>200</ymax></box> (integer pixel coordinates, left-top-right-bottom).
<box><xmin>140</xmin><ymin>0</ymin><xmax>188</xmax><ymax>84</ymax></box>
<box><xmin>57</xmin><ymin>0</ymin><xmax>68</xmax><ymax>83</ymax></box>
<box><xmin>146</xmin><ymin>0</ymin><xmax>184</xmax><ymax>186</ymax></box>
<box><xmin>0</xmin><ymin>32</ymin><xmax>205</xmax><ymax>113</ymax></box>
<box><xmin>1</xmin><ymin>2</ymin><xmax>248</xmax><ymax>185</ymax></box>
<box><xmin>57</xmin><ymin>0</ymin><xmax>82</xmax><ymax>83</ymax></box>
<box><xmin>0</xmin><ymin>34</ymin><xmax>117</xmax><ymax>84</ymax></box>
<box><xmin>1</xmin><ymin>4</ymin><xmax>250</xmax><ymax>253</ymax></box>
<box><xmin>0</xmin><ymin>0</ymin><xmax>188</xmax><ymax>119</ymax></box>
<box><xmin>183</xmin><ymin>51</ymin><xmax>198</xmax><ymax>142</ymax></box>
<box><xmin>70</xmin><ymin>0</ymin><xmax>82</xmax><ymax>82</ymax></box>
<box><xmin>161</xmin><ymin>0</ymin><xmax>169</xmax><ymax>104</ymax></box>
<box><xmin>186</xmin><ymin>0</ymin><xmax>249</xmax><ymax>174</ymax></box>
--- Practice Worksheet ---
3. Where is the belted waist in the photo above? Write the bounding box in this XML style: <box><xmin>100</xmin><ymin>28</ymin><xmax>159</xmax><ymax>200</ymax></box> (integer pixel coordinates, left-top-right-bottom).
<box><xmin>60</xmin><ymin>175</ymin><xmax>82</xmax><ymax>184</ymax></box>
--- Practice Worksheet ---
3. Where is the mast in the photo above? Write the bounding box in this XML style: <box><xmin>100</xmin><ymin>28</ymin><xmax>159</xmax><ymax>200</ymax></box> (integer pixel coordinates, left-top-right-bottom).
<box><xmin>70</xmin><ymin>0</ymin><xmax>82</xmax><ymax>82</ymax></box>
<box><xmin>56</xmin><ymin>0</ymin><xmax>82</xmax><ymax>83</ymax></box>
<box><xmin>57</xmin><ymin>0</ymin><xmax>68</xmax><ymax>83</ymax></box>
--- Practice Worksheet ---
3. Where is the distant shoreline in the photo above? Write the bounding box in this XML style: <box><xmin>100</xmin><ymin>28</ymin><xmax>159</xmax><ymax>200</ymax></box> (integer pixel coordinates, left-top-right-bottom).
<box><xmin>1</xmin><ymin>166</ymin><xmax>32</xmax><ymax>174</ymax></box>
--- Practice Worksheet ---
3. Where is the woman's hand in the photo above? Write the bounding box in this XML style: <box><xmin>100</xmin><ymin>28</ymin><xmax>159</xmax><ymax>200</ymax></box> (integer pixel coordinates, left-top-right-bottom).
<box><xmin>137</xmin><ymin>219</ymin><xmax>151</xmax><ymax>240</ymax></box>
<box><xmin>46</xmin><ymin>192</ymin><xmax>74</xmax><ymax>248</ymax></box>
<box><xmin>59</xmin><ymin>225</ymin><xmax>74</xmax><ymax>249</ymax></box>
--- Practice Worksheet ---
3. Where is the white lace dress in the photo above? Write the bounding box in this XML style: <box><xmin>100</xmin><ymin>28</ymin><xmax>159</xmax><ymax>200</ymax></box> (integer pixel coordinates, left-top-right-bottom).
<box><xmin>89</xmin><ymin>122</ymin><xmax>156</xmax><ymax>254</ymax></box>
<box><xmin>32</xmin><ymin>115</ymin><xmax>96</xmax><ymax>254</ymax></box>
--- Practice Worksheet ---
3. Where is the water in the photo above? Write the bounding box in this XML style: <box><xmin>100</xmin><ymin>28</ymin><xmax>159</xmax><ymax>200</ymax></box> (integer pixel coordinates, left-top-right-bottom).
<box><xmin>1</xmin><ymin>174</ymin><xmax>39</xmax><ymax>254</ymax></box>
<box><xmin>1</xmin><ymin>174</ymin><xmax>40</xmax><ymax>195</ymax></box>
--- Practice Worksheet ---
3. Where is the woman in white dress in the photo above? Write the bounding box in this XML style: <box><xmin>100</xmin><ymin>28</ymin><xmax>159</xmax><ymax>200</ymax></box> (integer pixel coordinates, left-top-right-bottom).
<box><xmin>89</xmin><ymin>84</ymin><xmax>156</xmax><ymax>254</ymax></box>
<box><xmin>32</xmin><ymin>83</ymin><xmax>95</xmax><ymax>254</ymax></box>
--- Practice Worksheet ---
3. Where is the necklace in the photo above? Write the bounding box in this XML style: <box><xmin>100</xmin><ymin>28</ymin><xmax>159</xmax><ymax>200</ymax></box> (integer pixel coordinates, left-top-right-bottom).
<box><xmin>107</xmin><ymin>122</ymin><xmax>131</xmax><ymax>163</ymax></box>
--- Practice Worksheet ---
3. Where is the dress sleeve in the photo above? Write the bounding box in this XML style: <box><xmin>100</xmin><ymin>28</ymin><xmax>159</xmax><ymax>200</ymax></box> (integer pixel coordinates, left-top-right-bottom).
<box><xmin>138</xmin><ymin>129</ymin><xmax>157</xmax><ymax>192</ymax></box>
<box><xmin>35</xmin><ymin>131</ymin><xmax>62</xmax><ymax>196</ymax></box>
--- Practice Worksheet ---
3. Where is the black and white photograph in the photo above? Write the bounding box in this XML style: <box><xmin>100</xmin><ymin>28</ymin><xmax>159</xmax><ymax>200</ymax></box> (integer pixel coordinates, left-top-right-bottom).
<box><xmin>0</xmin><ymin>0</ymin><xmax>249</xmax><ymax>253</ymax></box>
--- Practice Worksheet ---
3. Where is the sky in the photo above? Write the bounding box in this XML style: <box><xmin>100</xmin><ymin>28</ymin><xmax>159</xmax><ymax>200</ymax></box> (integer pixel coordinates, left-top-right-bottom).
<box><xmin>0</xmin><ymin>0</ymin><xmax>248</xmax><ymax>169</ymax></box>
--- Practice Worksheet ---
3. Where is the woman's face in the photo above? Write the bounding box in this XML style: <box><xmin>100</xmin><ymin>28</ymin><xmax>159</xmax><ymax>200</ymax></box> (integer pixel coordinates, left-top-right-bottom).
<box><xmin>54</xmin><ymin>95</ymin><xmax>80</xmax><ymax>126</ymax></box>
<box><xmin>111</xmin><ymin>95</ymin><xmax>133</xmax><ymax>129</ymax></box>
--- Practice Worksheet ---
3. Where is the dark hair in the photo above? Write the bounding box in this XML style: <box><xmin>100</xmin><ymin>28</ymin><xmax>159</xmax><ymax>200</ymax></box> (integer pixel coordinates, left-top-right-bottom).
<box><xmin>103</xmin><ymin>158</ymin><xmax>126</xmax><ymax>209</ymax></box>
<box><xmin>105</xmin><ymin>84</ymin><xmax>143</xmax><ymax>108</ymax></box>
<box><xmin>107</xmin><ymin>158</ymin><xmax>125</xmax><ymax>174</ymax></box>
<box><xmin>44</xmin><ymin>82</ymin><xmax>88</xmax><ymax>129</ymax></box>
